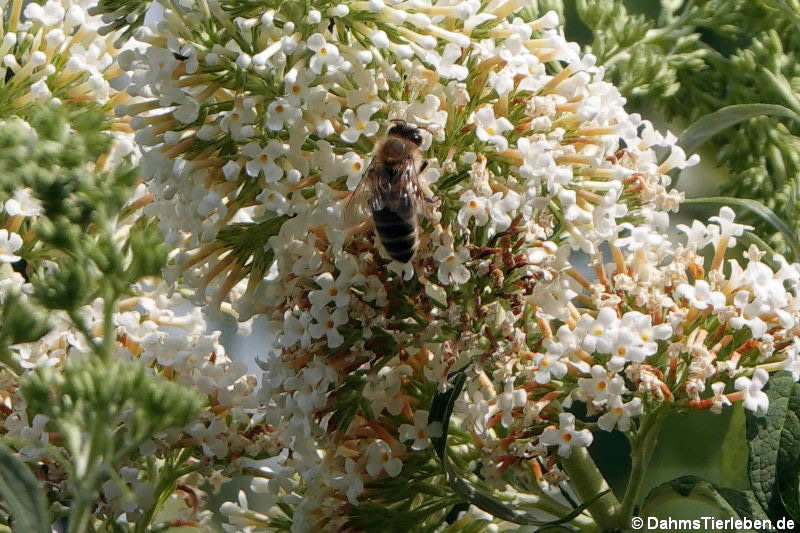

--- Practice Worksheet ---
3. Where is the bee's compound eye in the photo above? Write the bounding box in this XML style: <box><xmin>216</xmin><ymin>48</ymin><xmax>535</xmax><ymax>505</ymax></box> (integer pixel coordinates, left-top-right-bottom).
<box><xmin>410</xmin><ymin>131</ymin><xmax>422</xmax><ymax>146</ymax></box>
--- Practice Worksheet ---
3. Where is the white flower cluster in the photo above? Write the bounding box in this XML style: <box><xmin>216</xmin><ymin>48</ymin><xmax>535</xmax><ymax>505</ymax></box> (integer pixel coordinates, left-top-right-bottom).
<box><xmin>0</xmin><ymin>118</ymin><xmax>270</xmax><ymax>529</ymax></box>
<box><xmin>25</xmin><ymin>0</ymin><xmax>794</xmax><ymax>530</ymax></box>
<box><xmin>0</xmin><ymin>0</ymin><xmax>123</xmax><ymax>108</ymax></box>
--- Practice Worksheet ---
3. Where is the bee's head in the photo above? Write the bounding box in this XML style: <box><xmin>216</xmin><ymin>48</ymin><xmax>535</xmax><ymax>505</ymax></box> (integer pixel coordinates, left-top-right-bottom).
<box><xmin>387</xmin><ymin>121</ymin><xmax>423</xmax><ymax>146</ymax></box>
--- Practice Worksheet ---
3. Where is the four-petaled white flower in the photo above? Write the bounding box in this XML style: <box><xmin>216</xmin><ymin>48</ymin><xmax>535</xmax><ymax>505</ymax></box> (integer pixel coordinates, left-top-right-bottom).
<box><xmin>267</xmin><ymin>98</ymin><xmax>302</xmax><ymax>131</ymax></box>
<box><xmin>0</xmin><ymin>229</ymin><xmax>23</xmax><ymax>263</ymax></box>
<box><xmin>242</xmin><ymin>141</ymin><xmax>285</xmax><ymax>182</ymax></box>
<box><xmin>308</xmin><ymin>307</ymin><xmax>348</xmax><ymax>348</ymax></box>
<box><xmin>4</xmin><ymin>188</ymin><xmax>42</xmax><ymax>217</ymax></box>
<box><xmin>341</xmin><ymin>104</ymin><xmax>381</xmax><ymax>143</ymax></box>
<box><xmin>433</xmin><ymin>245</ymin><xmax>470</xmax><ymax>285</ymax></box>
<box><xmin>539</xmin><ymin>412</ymin><xmax>593</xmax><ymax>457</ymax></box>
<box><xmin>399</xmin><ymin>410</ymin><xmax>443</xmax><ymax>450</ymax></box>
<box><xmin>474</xmin><ymin>105</ymin><xmax>513</xmax><ymax>151</ymax></box>
<box><xmin>365</xmin><ymin>439</ymin><xmax>403</xmax><ymax>478</ymax></box>
<box><xmin>735</xmin><ymin>368</ymin><xmax>770</xmax><ymax>415</ymax></box>
<box><xmin>309</xmin><ymin>272</ymin><xmax>351</xmax><ymax>318</ymax></box>
<box><xmin>307</xmin><ymin>33</ymin><xmax>345</xmax><ymax>74</ymax></box>
<box><xmin>675</xmin><ymin>281</ymin><xmax>726</xmax><ymax>311</ymax></box>
<box><xmin>457</xmin><ymin>190</ymin><xmax>489</xmax><ymax>227</ymax></box>
<box><xmin>330</xmin><ymin>458</ymin><xmax>364</xmax><ymax>504</ymax></box>
<box><xmin>597</xmin><ymin>396</ymin><xmax>642</xmax><ymax>431</ymax></box>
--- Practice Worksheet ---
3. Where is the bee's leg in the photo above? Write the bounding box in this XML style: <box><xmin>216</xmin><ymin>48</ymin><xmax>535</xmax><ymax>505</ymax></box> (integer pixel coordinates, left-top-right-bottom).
<box><xmin>419</xmin><ymin>160</ymin><xmax>429</xmax><ymax>173</ymax></box>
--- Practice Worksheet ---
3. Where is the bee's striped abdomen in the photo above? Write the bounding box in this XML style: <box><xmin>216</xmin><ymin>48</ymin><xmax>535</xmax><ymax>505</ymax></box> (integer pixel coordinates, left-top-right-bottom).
<box><xmin>372</xmin><ymin>207</ymin><xmax>416</xmax><ymax>263</ymax></box>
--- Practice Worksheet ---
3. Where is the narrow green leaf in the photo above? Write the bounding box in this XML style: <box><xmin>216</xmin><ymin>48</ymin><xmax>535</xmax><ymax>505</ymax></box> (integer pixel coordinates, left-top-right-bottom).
<box><xmin>429</xmin><ymin>368</ymin><xmax>607</xmax><ymax>526</ymax></box>
<box><xmin>677</xmin><ymin>104</ymin><xmax>800</xmax><ymax>154</ymax></box>
<box><xmin>0</xmin><ymin>446</ymin><xmax>50</xmax><ymax>533</ymax></box>
<box><xmin>746</xmin><ymin>371</ymin><xmax>800</xmax><ymax>521</ymax></box>
<box><xmin>681</xmin><ymin>197</ymin><xmax>800</xmax><ymax>260</ymax></box>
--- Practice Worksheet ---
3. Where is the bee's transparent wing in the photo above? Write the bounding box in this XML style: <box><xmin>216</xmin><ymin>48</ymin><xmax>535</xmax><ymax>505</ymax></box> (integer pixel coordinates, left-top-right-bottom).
<box><xmin>343</xmin><ymin>162</ymin><xmax>377</xmax><ymax>227</ymax></box>
<box><xmin>384</xmin><ymin>157</ymin><xmax>422</xmax><ymax>220</ymax></box>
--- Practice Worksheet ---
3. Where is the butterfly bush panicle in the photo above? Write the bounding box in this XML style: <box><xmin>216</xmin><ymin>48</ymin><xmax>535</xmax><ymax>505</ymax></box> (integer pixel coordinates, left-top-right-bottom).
<box><xmin>82</xmin><ymin>0</ymin><xmax>800</xmax><ymax>530</ymax></box>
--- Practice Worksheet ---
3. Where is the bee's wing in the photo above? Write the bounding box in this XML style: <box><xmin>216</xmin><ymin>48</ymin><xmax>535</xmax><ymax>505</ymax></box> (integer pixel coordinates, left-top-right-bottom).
<box><xmin>382</xmin><ymin>155</ymin><xmax>423</xmax><ymax>220</ymax></box>
<box><xmin>343</xmin><ymin>160</ymin><xmax>380</xmax><ymax>227</ymax></box>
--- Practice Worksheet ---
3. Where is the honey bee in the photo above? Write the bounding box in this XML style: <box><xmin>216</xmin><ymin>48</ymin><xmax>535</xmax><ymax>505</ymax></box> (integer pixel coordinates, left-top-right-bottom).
<box><xmin>344</xmin><ymin>120</ymin><xmax>429</xmax><ymax>263</ymax></box>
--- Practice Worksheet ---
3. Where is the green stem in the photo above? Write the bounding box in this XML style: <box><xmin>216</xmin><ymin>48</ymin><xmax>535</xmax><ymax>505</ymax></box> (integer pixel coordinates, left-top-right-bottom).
<box><xmin>67</xmin><ymin>309</ymin><xmax>102</xmax><ymax>355</ymax></box>
<box><xmin>617</xmin><ymin>407</ymin><xmax>669</xmax><ymax>526</ymax></box>
<box><xmin>67</xmin><ymin>492</ymin><xmax>93</xmax><ymax>533</ymax></box>
<box><xmin>100</xmin><ymin>285</ymin><xmax>117</xmax><ymax>361</ymax></box>
<box><xmin>560</xmin><ymin>446</ymin><xmax>620</xmax><ymax>532</ymax></box>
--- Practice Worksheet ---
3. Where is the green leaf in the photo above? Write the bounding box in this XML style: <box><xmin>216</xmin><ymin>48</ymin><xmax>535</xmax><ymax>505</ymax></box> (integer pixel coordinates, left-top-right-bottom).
<box><xmin>677</xmin><ymin>104</ymin><xmax>800</xmax><ymax>154</ymax></box>
<box><xmin>681</xmin><ymin>197</ymin><xmax>800</xmax><ymax>260</ymax></box>
<box><xmin>715</xmin><ymin>488</ymin><xmax>771</xmax><ymax>521</ymax></box>
<box><xmin>0</xmin><ymin>446</ymin><xmax>50</xmax><ymax>533</ymax></box>
<box><xmin>746</xmin><ymin>371</ymin><xmax>800</xmax><ymax>521</ymax></box>
<box><xmin>429</xmin><ymin>367</ymin><xmax>606</xmax><ymax>526</ymax></box>
<box><xmin>640</xmin><ymin>475</ymin><xmax>754</xmax><ymax>519</ymax></box>
<box><xmin>719</xmin><ymin>405</ymin><xmax>749</xmax><ymax>489</ymax></box>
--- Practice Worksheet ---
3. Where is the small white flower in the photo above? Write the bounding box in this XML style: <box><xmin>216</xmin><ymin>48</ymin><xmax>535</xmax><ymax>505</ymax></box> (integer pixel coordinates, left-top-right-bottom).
<box><xmin>342</xmin><ymin>152</ymin><xmax>366</xmax><ymax>190</ymax></box>
<box><xmin>473</xmin><ymin>105</ymin><xmax>513</xmax><ymax>151</ymax></box>
<box><xmin>398</xmin><ymin>410</ymin><xmax>442</xmax><ymax>450</ymax></box>
<box><xmin>242</xmin><ymin>141</ymin><xmax>284</xmax><ymax>182</ymax></box>
<box><xmin>23</xmin><ymin>1</ymin><xmax>65</xmax><ymax>26</ymax></box>
<box><xmin>533</xmin><ymin>345</ymin><xmax>568</xmax><ymax>384</ymax></box>
<box><xmin>308</xmin><ymin>272</ymin><xmax>350</xmax><ymax>318</ymax></box>
<box><xmin>0</xmin><ymin>230</ymin><xmax>23</xmax><ymax>263</ymax></box>
<box><xmin>257</xmin><ymin>187</ymin><xmax>289</xmax><ymax>215</ymax></box>
<box><xmin>341</xmin><ymin>104</ymin><xmax>381</xmax><ymax>143</ymax></box>
<box><xmin>487</xmin><ymin>190</ymin><xmax>520</xmax><ymax>235</ymax></box>
<box><xmin>457</xmin><ymin>190</ymin><xmax>489</xmax><ymax>227</ymax></box>
<box><xmin>407</xmin><ymin>94</ymin><xmax>448</xmax><ymax>132</ymax></box>
<box><xmin>710</xmin><ymin>382</ymin><xmax>732</xmax><ymax>414</ymax></box>
<box><xmin>675</xmin><ymin>280</ymin><xmax>726</xmax><ymax>311</ymax></box>
<box><xmin>539</xmin><ymin>412</ymin><xmax>593</xmax><ymax>457</ymax></box>
<box><xmin>281</xmin><ymin>310</ymin><xmax>311</xmax><ymax>348</ymax></box>
<box><xmin>709</xmin><ymin>206</ymin><xmax>753</xmax><ymax>248</ymax></box>
<box><xmin>597</xmin><ymin>396</ymin><xmax>642</xmax><ymax>431</ymax></box>
<box><xmin>222</xmin><ymin>161</ymin><xmax>241</xmax><ymax>181</ymax></box>
<box><xmin>307</xmin><ymin>33</ymin><xmax>344</xmax><ymax>74</ymax></box>
<box><xmin>330</xmin><ymin>458</ymin><xmax>364</xmax><ymax>504</ymax></box>
<box><xmin>581</xmin><ymin>307</ymin><xmax>619</xmax><ymax>354</ymax></box>
<box><xmin>4</xmin><ymin>188</ymin><xmax>42</xmax><ymax>217</ymax></box>
<box><xmin>308</xmin><ymin>307</ymin><xmax>348</xmax><ymax>348</ymax></box>
<box><xmin>433</xmin><ymin>245</ymin><xmax>470</xmax><ymax>285</ymax></box>
<box><xmin>660</xmin><ymin>145</ymin><xmax>700</xmax><ymax>172</ymax></box>
<box><xmin>267</xmin><ymin>98</ymin><xmax>302</xmax><ymax>131</ymax></box>
<box><xmin>735</xmin><ymin>368</ymin><xmax>770</xmax><ymax>415</ymax></box>
<box><xmin>438</xmin><ymin>43</ymin><xmax>468</xmax><ymax>80</ymax></box>
<box><xmin>497</xmin><ymin>379</ymin><xmax>527</xmax><ymax>428</ymax></box>
<box><xmin>578</xmin><ymin>365</ymin><xmax>626</xmax><ymax>407</ymax></box>
<box><xmin>365</xmin><ymin>439</ymin><xmax>403</xmax><ymax>477</ymax></box>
